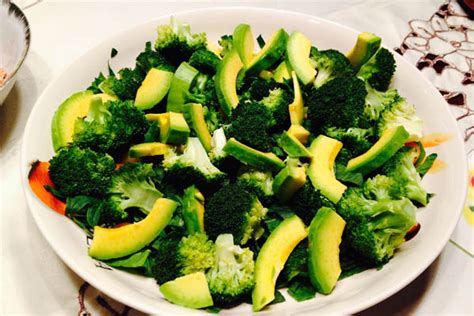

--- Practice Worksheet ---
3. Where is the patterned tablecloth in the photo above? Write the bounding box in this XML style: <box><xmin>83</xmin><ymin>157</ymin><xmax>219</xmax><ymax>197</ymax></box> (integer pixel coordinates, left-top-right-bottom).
<box><xmin>0</xmin><ymin>1</ymin><xmax>472</xmax><ymax>315</ymax></box>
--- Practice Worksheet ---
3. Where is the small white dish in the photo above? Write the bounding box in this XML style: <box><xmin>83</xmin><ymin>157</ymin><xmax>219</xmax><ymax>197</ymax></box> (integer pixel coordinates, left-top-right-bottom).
<box><xmin>21</xmin><ymin>7</ymin><xmax>467</xmax><ymax>315</ymax></box>
<box><xmin>0</xmin><ymin>1</ymin><xmax>30</xmax><ymax>104</ymax></box>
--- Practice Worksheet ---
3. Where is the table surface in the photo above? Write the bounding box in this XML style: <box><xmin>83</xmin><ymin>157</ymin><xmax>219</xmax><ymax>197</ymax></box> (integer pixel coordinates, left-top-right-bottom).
<box><xmin>1</xmin><ymin>0</ymin><xmax>473</xmax><ymax>315</ymax></box>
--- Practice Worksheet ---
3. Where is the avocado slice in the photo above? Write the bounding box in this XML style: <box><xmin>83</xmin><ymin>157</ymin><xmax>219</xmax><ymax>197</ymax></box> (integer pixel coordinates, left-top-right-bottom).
<box><xmin>246</xmin><ymin>29</ymin><xmax>289</xmax><ymax>74</ymax></box>
<box><xmin>252</xmin><ymin>215</ymin><xmax>308</xmax><ymax>311</ymax></box>
<box><xmin>258</xmin><ymin>70</ymin><xmax>273</xmax><ymax>80</ymax></box>
<box><xmin>223</xmin><ymin>138</ymin><xmax>285</xmax><ymax>172</ymax></box>
<box><xmin>51</xmin><ymin>91</ymin><xmax>116</xmax><ymax>152</ymax></box>
<box><xmin>89</xmin><ymin>198</ymin><xmax>178</xmax><ymax>260</ymax></box>
<box><xmin>272</xmin><ymin>160</ymin><xmax>307</xmax><ymax>202</ymax></box>
<box><xmin>233</xmin><ymin>23</ymin><xmax>254</xmax><ymax>68</ymax></box>
<box><xmin>167</xmin><ymin>62</ymin><xmax>199</xmax><ymax>112</ymax></box>
<box><xmin>307</xmin><ymin>135</ymin><xmax>347</xmax><ymax>203</ymax></box>
<box><xmin>287</xmin><ymin>124</ymin><xmax>310</xmax><ymax>145</ymax></box>
<box><xmin>135</xmin><ymin>68</ymin><xmax>173</xmax><ymax>110</ymax></box>
<box><xmin>279</xmin><ymin>131</ymin><xmax>312</xmax><ymax>158</ymax></box>
<box><xmin>183</xmin><ymin>103</ymin><xmax>213</xmax><ymax>152</ymax></box>
<box><xmin>287</xmin><ymin>32</ymin><xmax>316</xmax><ymax>85</ymax></box>
<box><xmin>182</xmin><ymin>185</ymin><xmax>205</xmax><ymax>235</ymax></box>
<box><xmin>346</xmin><ymin>126</ymin><xmax>409</xmax><ymax>175</ymax></box>
<box><xmin>128</xmin><ymin>142</ymin><xmax>170</xmax><ymax>158</ymax></box>
<box><xmin>273</xmin><ymin>60</ymin><xmax>292</xmax><ymax>83</ymax></box>
<box><xmin>215</xmin><ymin>49</ymin><xmax>243</xmax><ymax>116</ymax></box>
<box><xmin>288</xmin><ymin>71</ymin><xmax>304</xmax><ymax>125</ymax></box>
<box><xmin>346</xmin><ymin>32</ymin><xmax>382</xmax><ymax>71</ymax></box>
<box><xmin>308</xmin><ymin>207</ymin><xmax>346</xmax><ymax>295</ymax></box>
<box><xmin>153</xmin><ymin>112</ymin><xmax>190</xmax><ymax>145</ymax></box>
<box><xmin>160</xmin><ymin>272</ymin><xmax>213</xmax><ymax>309</ymax></box>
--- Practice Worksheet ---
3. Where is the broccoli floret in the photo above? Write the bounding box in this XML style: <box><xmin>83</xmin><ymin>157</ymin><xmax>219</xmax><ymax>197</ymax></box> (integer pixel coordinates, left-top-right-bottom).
<box><xmin>151</xmin><ymin>233</ymin><xmax>215</xmax><ymax>284</ymax></box>
<box><xmin>324</xmin><ymin>127</ymin><xmax>374</xmax><ymax>158</ymax></box>
<box><xmin>178</xmin><ymin>233</ymin><xmax>216</xmax><ymax>275</ymax></box>
<box><xmin>203</xmin><ymin>103</ymin><xmax>222</xmax><ymax>133</ymax></box>
<box><xmin>225</xmin><ymin>102</ymin><xmax>275</xmax><ymax>151</ymax></box>
<box><xmin>307</xmin><ymin>77</ymin><xmax>368</xmax><ymax>132</ymax></box>
<box><xmin>239</xmin><ymin>76</ymin><xmax>279</xmax><ymax>101</ymax></box>
<box><xmin>107</xmin><ymin>162</ymin><xmax>163</xmax><ymax>216</ymax></box>
<box><xmin>189</xmin><ymin>49</ymin><xmax>220</xmax><ymax>75</ymax></box>
<box><xmin>357</xmin><ymin>48</ymin><xmax>396</xmax><ymax>91</ymax></box>
<box><xmin>311</xmin><ymin>48</ymin><xmax>354</xmax><ymax>88</ymax></box>
<box><xmin>364</xmin><ymin>84</ymin><xmax>400</xmax><ymax>121</ymax></box>
<box><xmin>236</xmin><ymin>167</ymin><xmax>274</xmax><ymax>204</ymax></box>
<box><xmin>185</xmin><ymin>73</ymin><xmax>209</xmax><ymax>105</ymax></box>
<box><xmin>260</xmin><ymin>88</ymin><xmax>292</xmax><ymax>131</ymax></box>
<box><xmin>218</xmin><ymin>35</ymin><xmax>233</xmax><ymax>57</ymax></box>
<box><xmin>103</xmin><ymin>67</ymin><xmax>144</xmax><ymax>101</ymax></box>
<box><xmin>362</xmin><ymin>174</ymin><xmax>403</xmax><ymax>201</ymax></box>
<box><xmin>205</xmin><ymin>183</ymin><xmax>268</xmax><ymax>245</ymax></box>
<box><xmin>163</xmin><ymin>137</ymin><xmax>226</xmax><ymax>193</ymax></box>
<box><xmin>49</xmin><ymin>146</ymin><xmax>115</xmax><ymax>198</ymax></box>
<box><xmin>338</xmin><ymin>187</ymin><xmax>417</xmax><ymax>266</ymax></box>
<box><xmin>135</xmin><ymin>41</ymin><xmax>175</xmax><ymax>73</ymax></box>
<box><xmin>155</xmin><ymin>17</ymin><xmax>207</xmax><ymax>66</ymax></box>
<box><xmin>383</xmin><ymin>147</ymin><xmax>428</xmax><ymax>205</ymax></box>
<box><xmin>289</xmin><ymin>183</ymin><xmax>333</xmax><ymax>226</ymax></box>
<box><xmin>73</xmin><ymin>98</ymin><xmax>149</xmax><ymax>154</ymax></box>
<box><xmin>377</xmin><ymin>97</ymin><xmax>423</xmax><ymax>142</ymax></box>
<box><xmin>206</xmin><ymin>234</ymin><xmax>255</xmax><ymax>306</ymax></box>
<box><xmin>185</xmin><ymin>76</ymin><xmax>222</xmax><ymax>127</ymax></box>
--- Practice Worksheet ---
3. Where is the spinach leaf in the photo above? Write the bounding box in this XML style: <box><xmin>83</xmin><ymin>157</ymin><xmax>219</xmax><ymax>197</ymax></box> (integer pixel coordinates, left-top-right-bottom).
<box><xmin>287</xmin><ymin>279</ymin><xmax>316</xmax><ymax>302</ymax></box>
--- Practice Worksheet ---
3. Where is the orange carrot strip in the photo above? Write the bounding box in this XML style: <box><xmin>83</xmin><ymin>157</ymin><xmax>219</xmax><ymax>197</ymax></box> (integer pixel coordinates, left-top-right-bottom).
<box><xmin>420</xmin><ymin>133</ymin><xmax>452</xmax><ymax>148</ymax></box>
<box><xmin>28</xmin><ymin>161</ymin><xmax>66</xmax><ymax>215</ymax></box>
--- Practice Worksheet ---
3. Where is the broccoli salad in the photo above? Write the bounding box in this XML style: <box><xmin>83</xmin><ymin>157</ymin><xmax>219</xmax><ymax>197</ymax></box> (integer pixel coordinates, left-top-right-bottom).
<box><xmin>31</xmin><ymin>18</ymin><xmax>439</xmax><ymax>312</ymax></box>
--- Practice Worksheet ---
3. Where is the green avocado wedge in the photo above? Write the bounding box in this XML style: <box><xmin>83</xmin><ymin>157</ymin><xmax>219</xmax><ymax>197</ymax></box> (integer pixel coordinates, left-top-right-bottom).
<box><xmin>182</xmin><ymin>185</ymin><xmax>205</xmax><ymax>235</ymax></box>
<box><xmin>246</xmin><ymin>29</ymin><xmax>289</xmax><ymax>74</ymax></box>
<box><xmin>272</xmin><ymin>160</ymin><xmax>307</xmax><ymax>202</ymax></box>
<box><xmin>154</xmin><ymin>112</ymin><xmax>190</xmax><ymax>145</ymax></box>
<box><xmin>128</xmin><ymin>142</ymin><xmax>170</xmax><ymax>158</ymax></box>
<box><xmin>183</xmin><ymin>103</ymin><xmax>213</xmax><ymax>151</ymax></box>
<box><xmin>233</xmin><ymin>23</ymin><xmax>254</xmax><ymax>68</ymax></box>
<box><xmin>346</xmin><ymin>32</ymin><xmax>382</xmax><ymax>71</ymax></box>
<box><xmin>135</xmin><ymin>68</ymin><xmax>173</xmax><ymax>110</ymax></box>
<box><xmin>89</xmin><ymin>198</ymin><xmax>178</xmax><ymax>260</ymax></box>
<box><xmin>215</xmin><ymin>49</ymin><xmax>243</xmax><ymax>116</ymax></box>
<box><xmin>307</xmin><ymin>135</ymin><xmax>347</xmax><ymax>203</ymax></box>
<box><xmin>160</xmin><ymin>272</ymin><xmax>213</xmax><ymax>309</ymax></box>
<box><xmin>308</xmin><ymin>207</ymin><xmax>346</xmax><ymax>295</ymax></box>
<box><xmin>51</xmin><ymin>91</ymin><xmax>116</xmax><ymax>152</ymax></box>
<box><xmin>252</xmin><ymin>215</ymin><xmax>308</xmax><ymax>311</ymax></box>
<box><xmin>346</xmin><ymin>126</ymin><xmax>409</xmax><ymax>175</ymax></box>
<box><xmin>287</xmin><ymin>32</ymin><xmax>316</xmax><ymax>85</ymax></box>
<box><xmin>273</xmin><ymin>60</ymin><xmax>292</xmax><ymax>83</ymax></box>
<box><xmin>279</xmin><ymin>131</ymin><xmax>312</xmax><ymax>158</ymax></box>
<box><xmin>223</xmin><ymin>138</ymin><xmax>285</xmax><ymax>172</ymax></box>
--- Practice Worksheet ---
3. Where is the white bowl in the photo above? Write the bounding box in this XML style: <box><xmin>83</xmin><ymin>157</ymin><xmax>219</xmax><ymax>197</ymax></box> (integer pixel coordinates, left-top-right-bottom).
<box><xmin>21</xmin><ymin>7</ymin><xmax>468</xmax><ymax>315</ymax></box>
<box><xmin>0</xmin><ymin>2</ymin><xmax>30</xmax><ymax>105</ymax></box>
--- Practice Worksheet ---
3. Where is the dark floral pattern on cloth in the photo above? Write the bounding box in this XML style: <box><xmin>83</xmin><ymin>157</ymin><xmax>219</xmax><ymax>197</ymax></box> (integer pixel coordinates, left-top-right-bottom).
<box><xmin>395</xmin><ymin>0</ymin><xmax>474</xmax><ymax>154</ymax></box>
<box><xmin>77</xmin><ymin>282</ymin><xmax>133</xmax><ymax>316</ymax></box>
